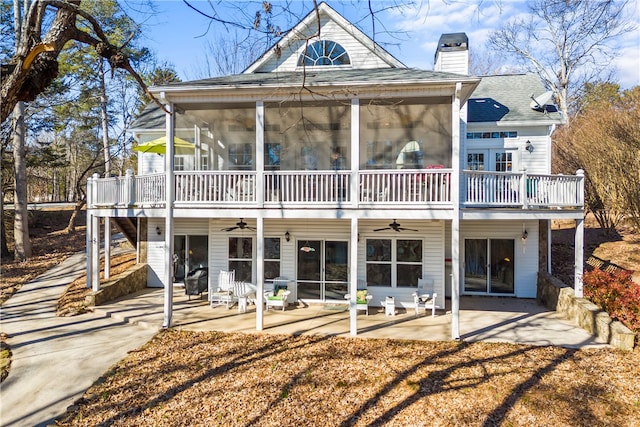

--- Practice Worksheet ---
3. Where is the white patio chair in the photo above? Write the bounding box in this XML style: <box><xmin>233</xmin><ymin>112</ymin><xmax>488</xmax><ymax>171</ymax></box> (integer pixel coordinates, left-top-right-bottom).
<box><xmin>210</xmin><ymin>270</ymin><xmax>236</xmax><ymax>308</ymax></box>
<box><xmin>233</xmin><ymin>281</ymin><xmax>256</xmax><ymax>313</ymax></box>
<box><xmin>265</xmin><ymin>288</ymin><xmax>291</xmax><ymax>311</ymax></box>
<box><xmin>346</xmin><ymin>290</ymin><xmax>373</xmax><ymax>315</ymax></box>
<box><xmin>345</xmin><ymin>283</ymin><xmax>373</xmax><ymax>315</ymax></box>
<box><xmin>413</xmin><ymin>278</ymin><xmax>437</xmax><ymax>317</ymax></box>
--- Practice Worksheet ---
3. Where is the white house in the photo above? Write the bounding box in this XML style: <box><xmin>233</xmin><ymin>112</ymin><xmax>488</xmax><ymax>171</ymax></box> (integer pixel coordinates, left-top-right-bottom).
<box><xmin>86</xmin><ymin>3</ymin><xmax>584</xmax><ymax>339</ymax></box>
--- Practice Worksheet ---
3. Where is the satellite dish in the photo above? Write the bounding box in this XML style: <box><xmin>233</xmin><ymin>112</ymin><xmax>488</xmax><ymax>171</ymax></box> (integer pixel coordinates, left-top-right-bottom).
<box><xmin>530</xmin><ymin>91</ymin><xmax>554</xmax><ymax>111</ymax></box>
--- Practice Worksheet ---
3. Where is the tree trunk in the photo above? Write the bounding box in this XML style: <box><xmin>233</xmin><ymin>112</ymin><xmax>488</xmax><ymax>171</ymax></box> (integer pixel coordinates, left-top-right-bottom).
<box><xmin>66</xmin><ymin>199</ymin><xmax>86</xmax><ymax>233</ymax></box>
<box><xmin>0</xmin><ymin>189</ymin><xmax>10</xmax><ymax>258</ymax></box>
<box><xmin>99</xmin><ymin>58</ymin><xmax>110</xmax><ymax>177</ymax></box>
<box><xmin>12</xmin><ymin>101</ymin><xmax>32</xmax><ymax>260</ymax></box>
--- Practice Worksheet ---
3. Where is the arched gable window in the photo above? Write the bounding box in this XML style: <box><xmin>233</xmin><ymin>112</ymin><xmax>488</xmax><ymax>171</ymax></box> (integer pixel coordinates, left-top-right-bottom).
<box><xmin>297</xmin><ymin>40</ymin><xmax>351</xmax><ymax>66</ymax></box>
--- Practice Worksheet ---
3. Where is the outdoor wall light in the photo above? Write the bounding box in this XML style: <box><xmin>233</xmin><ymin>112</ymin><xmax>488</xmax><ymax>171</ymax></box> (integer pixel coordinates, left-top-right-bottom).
<box><xmin>156</xmin><ymin>226</ymin><xmax>162</xmax><ymax>236</ymax></box>
<box><xmin>521</xmin><ymin>229</ymin><xmax>528</xmax><ymax>241</ymax></box>
<box><xmin>285</xmin><ymin>231</ymin><xmax>290</xmax><ymax>242</ymax></box>
<box><xmin>525</xmin><ymin>140</ymin><xmax>534</xmax><ymax>153</ymax></box>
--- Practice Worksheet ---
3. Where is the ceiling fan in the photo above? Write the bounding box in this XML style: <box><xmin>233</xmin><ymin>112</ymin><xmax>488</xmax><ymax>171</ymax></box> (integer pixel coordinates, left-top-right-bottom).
<box><xmin>374</xmin><ymin>220</ymin><xmax>418</xmax><ymax>232</ymax></box>
<box><xmin>221</xmin><ymin>218</ymin><xmax>256</xmax><ymax>232</ymax></box>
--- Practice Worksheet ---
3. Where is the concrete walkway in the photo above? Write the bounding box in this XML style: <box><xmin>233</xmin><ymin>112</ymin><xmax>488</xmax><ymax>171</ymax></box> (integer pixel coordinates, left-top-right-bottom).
<box><xmin>0</xmin><ymin>251</ymin><xmax>156</xmax><ymax>427</ymax></box>
<box><xmin>95</xmin><ymin>287</ymin><xmax>608</xmax><ymax>349</ymax></box>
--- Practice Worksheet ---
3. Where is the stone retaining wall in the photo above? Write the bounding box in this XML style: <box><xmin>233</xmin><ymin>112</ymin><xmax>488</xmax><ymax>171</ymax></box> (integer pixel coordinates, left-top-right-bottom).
<box><xmin>537</xmin><ymin>272</ymin><xmax>636</xmax><ymax>351</ymax></box>
<box><xmin>85</xmin><ymin>263</ymin><xmax>148</xmax><ymax>306</ymax></box>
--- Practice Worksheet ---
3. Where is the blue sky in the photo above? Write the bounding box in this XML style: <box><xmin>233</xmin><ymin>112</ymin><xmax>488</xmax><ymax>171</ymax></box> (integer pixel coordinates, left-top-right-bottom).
<box><xmin>131</xmin><ymin>0</ymin><xmax>639</xmax><ymax>89</ymax></box>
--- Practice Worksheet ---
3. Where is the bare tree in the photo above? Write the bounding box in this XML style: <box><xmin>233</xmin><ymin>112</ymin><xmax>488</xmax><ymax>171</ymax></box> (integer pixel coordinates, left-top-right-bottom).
<box><xmin>554</xmin><ymin>83</ymin><xmax>640</xmax><ymax>232</ymax></box>
<box><xmin>488</xmin><ymin>0</ymin><xmax>634</xmax><ymax>119</ymax></box>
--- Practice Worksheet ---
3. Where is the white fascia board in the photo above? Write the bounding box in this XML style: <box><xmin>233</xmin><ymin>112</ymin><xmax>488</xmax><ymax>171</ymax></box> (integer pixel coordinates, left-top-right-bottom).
<box><xmin>468</xmin><ymin>119</ymin><xmax>563</xmax><ymax>127</ymax></box>
<box><xmin>461</xmin><ymin>209</ymin><xmax>584</xmax><ymax>220</ymax></box>
<box><xmin>151</xmin><ymin>78</ymin><xmax>480</xmax><ymax>104</ymax></box>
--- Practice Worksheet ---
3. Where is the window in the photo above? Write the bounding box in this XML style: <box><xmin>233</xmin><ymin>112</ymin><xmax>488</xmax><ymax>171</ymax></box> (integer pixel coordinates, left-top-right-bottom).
<box><xmin>360</xmin><ymin>100</ymin><xmax>450</xmax><ymax>169</ymax></box>
<box><xmin>495</xmin><ymin>152</ymin><xmax>513</xmax><ymax>172</ymax></box>
<box><xmin>264</xmin><ymin>237</ymin><xmax>281</xmax><ymax>281</ymax></box>
<box><xmin>467</xmin><ymin>153</ymin><xmax>485</xmax><ymax>170</ymax></box>
<box><xmin>229</xmin><ymin>237</ymin><xmax>252</xmax><ymax>282</ymax></box>
<box><xmin>229</xmin><ymin>143</ymin><xmax>253</xmax><ymax>170</ymax></box>
<box><xmin>466</xmin><ymin>131</ymin><xmax>518</xmax><ymax>139</ymax></box>
<box><xmin>466</xmin><ymin>150</ymin><xmax>517</xmax><ymax>172</ymax></box>
<box><xmin>366</xmin><ymin>238</ymin><xmax>422</xmax><ymax>287</ymax></box>
<box><xmin>265</xmin><ymin>102</ymin><xmax>350</xmax><ymax>170</ymax></box>
<box><xmin>265</xmin><ymin>143</ymin><xmax>281</xmax><ymax>170</ymax></box>
<box><xmin>175</xmin><ymin>156</ymin><xmax>185</xmax><ymax>171</ymax></box>
<box><xmin>298</xmin><ymin>40</ymin><xmax>350</xmax><ymax>66</ymax></box>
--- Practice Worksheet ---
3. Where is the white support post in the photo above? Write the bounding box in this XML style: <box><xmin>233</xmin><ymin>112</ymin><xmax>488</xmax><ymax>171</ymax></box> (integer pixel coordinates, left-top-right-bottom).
<box><xmin>85</xmin><ymin>177</ymin><xmax>93</xmax><ymax>290</ymax></box>
<box><xmin>450</xmin><ymin>82</ymin><xmax>462</xmax><ymax>340</ymax></box>
<box><xmin>574</xmin><ymin>217</ymin><xmax>584</xmax><ymax>297</ymax></box>
<box><xmin>125</xmin><ymin>168</ymin><xmax>135</xmax><ymax>206</ymax></box>
<box><xmin>349</xmin><ymin>217</ymin><xmax>358</xmax><ymax>336</ymax></box>
<box><xmin>163</xmin><ymin>104</ymin><xmax>175</xmax><ymax>328</ymax></box>
<box><xmin>256</xmin><ymin>216</ymin><xmax>264</xmax><ymax>331</ymax></box>
<box><xmin>256</xmin><ymin>101</ymin><xmax>265</xmax><ymax>207</ymax></box>
<box><xmin>91</xmin><ymin>214</ymin><xmax>100</xmax><ymax>293</ymax></box>
<box><xmin>521</xmin><ymin>169</ymin><xmax>528</xmax><ymax>209</ymax></box>
<box><xmin>104</xmin><ymin>217</ymin><xmax>111</xmax><ymax>280</ymax></box>
<box><xmin>350</xmin><ymin>99</ymin><xmax>360</xmax><ymax>206</ymax></box>
<box><xmin>547</xmin><ymin>220</ymin><xmax>552</xmax><ymax>274</ymax></box>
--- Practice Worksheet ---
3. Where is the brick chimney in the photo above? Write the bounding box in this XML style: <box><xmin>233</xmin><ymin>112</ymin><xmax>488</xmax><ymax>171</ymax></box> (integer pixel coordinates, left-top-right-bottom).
<box><xmin>434</xmin><ymin>33</ymin><xmax>469</xmax><ymax>75</ymax></box>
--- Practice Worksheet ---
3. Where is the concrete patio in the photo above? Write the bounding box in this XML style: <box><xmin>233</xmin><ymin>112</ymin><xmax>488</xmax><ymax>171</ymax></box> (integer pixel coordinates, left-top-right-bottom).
<box><xmin>93</xmin><ymin>287</ymin><xmax>609</xmax><ymax>349</ymax></box>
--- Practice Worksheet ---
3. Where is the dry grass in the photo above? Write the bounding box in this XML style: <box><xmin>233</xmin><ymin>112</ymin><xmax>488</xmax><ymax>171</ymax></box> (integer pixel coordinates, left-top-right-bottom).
<box><xmin>56</xmin><ymin>252</ymin><xmax>137</xmax><ymax>316</ymax></box>
<box><xmin>1</xmin><ymin>208</ymin><xmax>86</xmax><ymax>304</ymax></box>
<box><xmin>55</xmin><ymin>330</ymin><xmax>640</xmax><ymax>426</ymax></box>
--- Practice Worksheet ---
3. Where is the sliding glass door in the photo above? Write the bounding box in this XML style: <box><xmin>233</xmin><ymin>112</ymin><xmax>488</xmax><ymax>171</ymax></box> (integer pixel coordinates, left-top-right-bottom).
<box><xmin>464</xmin><ymin>239</ymin><xmax>514</xmax><ymax>294</ymax></box>
<box><xmin>297</xmin><ymin>240</ymin><xmax>348</xmax><ymax>301</ymax></box>
<box><xmin>173</xmin><ymin>235</ymin><xmax>208</xmax><ymax>282</ymax></box>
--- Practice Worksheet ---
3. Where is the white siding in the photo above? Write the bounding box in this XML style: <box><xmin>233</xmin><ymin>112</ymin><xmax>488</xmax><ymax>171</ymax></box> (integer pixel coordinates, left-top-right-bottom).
<box><xmin>146</xmin><ymin>219</ymin><xmax>209</xmax><ymax>288</ymax></box>
<box><xmin>434</xmin><ymin>50</ymin><xmax>469</xmax><ymax>75</ymax></box>
<box><xmin>465</xmin><ymin>125</ymin><xmax>552</xmax><ymax>174</ymax></box>
<box><xmin>147</xmin><ymin>218</ymin><xmax>165</xmax><ymax>288</ymax></box>
<box><xmin>201</xmin><ymin>219</ymin><xmax>444</xmax><ymax>308</ymax></box>
<box><xmin>459</xmin><ymin>220</ymin><xmax>539</xmax><ymax>298</ymax></box>
<box><xmin>359</xmin><ymin>220</ymin><xmax>445</xmax><ymax>308</ymax></box>
<box><xmin>209</xmin><ymin>220</ymin><xmax>230</xmax><ymax>291</ymax></box>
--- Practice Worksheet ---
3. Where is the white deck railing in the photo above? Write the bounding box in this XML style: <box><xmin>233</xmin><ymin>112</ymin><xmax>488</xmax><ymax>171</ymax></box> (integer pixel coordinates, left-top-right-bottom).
<box><xmin>88</xmin><ymin>169</ymin><xmax>583</xmax><ymax>210</ymax></box>
<box><xmin>463</xmin><ymin>170</ymin><xmax>584</xmax><ymax>208</ymax></box>
<box><xmin>265</xmin><ymin>170</ymin><xmax>351</xmax><ymax>203</ymax></box>
<box><xmin>175</xmin><ymin>171</ymin><xmax>256</xmax><ymax>203</ymax></box>
<box><xmin>359</xmin><ymin>169</ymin><xmax>451</xmax><ymax>204</ymax></box>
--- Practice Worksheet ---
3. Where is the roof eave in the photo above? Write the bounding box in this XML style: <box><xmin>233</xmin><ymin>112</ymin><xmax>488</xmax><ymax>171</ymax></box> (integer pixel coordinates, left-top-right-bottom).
<box><xmin>151</xmin><ymin>75</ymin><xmax>481</xmax><ymax>92</ymax></box>
<box><xmin>467</xmin><ymin>117</ymin><xmax>565</xmax><ymax>127</ymax></box>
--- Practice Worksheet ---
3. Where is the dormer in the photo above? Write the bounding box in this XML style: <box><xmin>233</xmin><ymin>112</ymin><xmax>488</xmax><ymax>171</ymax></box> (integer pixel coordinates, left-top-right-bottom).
<box><xmin>244</xmin><ymin>2</ymin><xmax>404</xmax><ymax>73</ymax></box>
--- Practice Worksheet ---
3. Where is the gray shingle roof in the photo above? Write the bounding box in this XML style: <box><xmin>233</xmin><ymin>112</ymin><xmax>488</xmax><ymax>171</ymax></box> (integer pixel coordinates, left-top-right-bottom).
<box><xmin>129</xmin><ymin>103</ymin><xmax>165</xmax><ymax>131</ymax></box>
<box><xmin>468</xmin><ymin>74</ymin><xmax>563</xmax><ymax>123</ymax></box>
<box><xmin>153</xmin><ymin>68</ymin><xmax>475</xmax><ymax>90</ymax></box>
<box><xmin>135</xmin><ymin>73</ymin><xmax>561</xmax><ymax>130</ymax></box>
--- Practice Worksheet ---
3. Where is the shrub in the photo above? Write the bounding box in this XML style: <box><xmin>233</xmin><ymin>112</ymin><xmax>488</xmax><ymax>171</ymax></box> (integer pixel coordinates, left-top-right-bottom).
<box><xmin>583</xmin><ymin>269</ymin><xmax>640</xmax><ymax>334</ymax></box>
